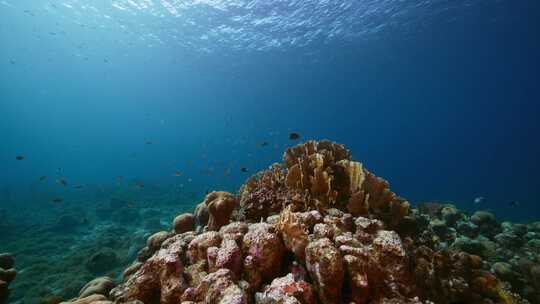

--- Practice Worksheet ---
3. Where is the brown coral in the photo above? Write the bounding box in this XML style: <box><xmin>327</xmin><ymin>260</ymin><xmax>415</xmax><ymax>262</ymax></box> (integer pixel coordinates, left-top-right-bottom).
<box><xmin>173</xmin><ymin>213</ymin><xmax>195</xmax><ymax>234</ymax></box>
<box><xmin>239</xmin><ymin>163</ymin><xmax>288</xmax><ymax>221</ymax></box>
<box><xmin>275</xmin><ymin>206</ymin><xmax>310</xmax><ymax>261</ymax></box>
<box><xmin>204</xmin><ymin>191</ymin><xmax>238</xmax><ymax>231</ymax></box>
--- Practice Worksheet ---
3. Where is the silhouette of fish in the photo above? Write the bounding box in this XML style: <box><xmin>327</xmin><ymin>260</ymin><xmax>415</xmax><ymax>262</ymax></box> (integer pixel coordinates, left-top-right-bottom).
<box><xmin>289</xmin><ymin>132</ymin><xmax>300</xmax><ymax>140</ymax></box>
<box><xmin>509</xmin><ymin>201</ymin><xmax>521</xmax><ymax>207</ymax></box>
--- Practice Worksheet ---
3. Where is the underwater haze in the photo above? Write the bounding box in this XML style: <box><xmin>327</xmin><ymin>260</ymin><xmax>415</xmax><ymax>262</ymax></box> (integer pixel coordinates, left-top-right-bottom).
<box><xmin>1</xmin><ymin>0</ymin><xmax>540</xmax><ymax>303</ymax></box>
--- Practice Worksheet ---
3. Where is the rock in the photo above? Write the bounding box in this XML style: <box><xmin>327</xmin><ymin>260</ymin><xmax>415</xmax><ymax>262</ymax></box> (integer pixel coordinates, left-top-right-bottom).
<box><xmin>79</xmin><ymin>277</ymin><xmax>115</xmax><ymax>298</ymax></box>
<box><xmin>255</xmin><ymin>273</ymin><xmax>316</xmax><ymax>304</ymax></box>
<box><xmin>430</xmin><ymin>219</ymin><xmax>450</xmax><ymax>238</ymax></box>
<box><xmin>180</xmin><ymin>268</ymin><xmax>248</xmax><ymax>303</ymax></box>
<box><xmin>146</xmin><ymin>231</ymin><xmax>171</xmax><ymax>251</ymax></box>
<box><xmin>494</xmin><ymin>232</ymin><xmax>523</xmax><ymax>249</ymax></box>
<box><xmin>491</xmin><ymin>262</ymin><xmax>514</xmax><ymax>282</ymax></box>
<box><xmin>305</xmin><ymin>238</ymin><xmax>344</xmax><ymax>304</ymax></box>
<box><xmin>441</xmin><ymin>205</ymin><xmax>461</xmax><ymax>226</ymax></box>
<box><xmin>242</xmin><ymin>223</ymin><xmax>285</xmax><ymax>287</ymax></box>
<box><xmin>452</xmin><ymin>236</ymin><xmax>486</xmax><ymax>256</ymax></box>
<box><xmin>0</xmin><ymin>253</ymin><xmax>14</xmax><ymax>269</ymax></box>
<box><xmin>526</xmin><ymin>239</ymin><xmax>540</xmax><ymax>251</ymax></box>
<box><xmin>456</xmin><ymin>220</ymin><xmax>479</xmax><ymax>238</ymax></box>
<box><xmin>471</xmin><ymin>211</ymin><xmax>496</xmax><ymax>226</ymax></box>
<box><xmin>513</xmin><ymin>224</ymin><xmax>528</xmax><ymax>237</ymax></box>
<box><xmin>187</xmin><ymin>231</ymin><xmax>222</xmax><ymax>265</ymax></box>
<box><xmin>173</xmin><ymin>213</ymin><xmax>195</xmax><ymax>234</ymax></box>
<box><xmin>416</xmin><ymin>202</ymin><xmax>444</xmax><ymax>217</ymax></box>
<box><xmin>208</xmin><ymin>239</ymin><xmax>242</xmax><ymax>277</ymax></box>
<box><xmin>110</xmin><ymin>239</ymin><xmax>188</xmax><ymax>304</ymax></box>
<box><xmin>86</xmin><ymin>249</ymin><xmax>118</xmax><ymax>275</ymax></box>
<box><xmin>220</xmin><ymin>222</ymin><xmax>249</xmax><ymax>243</ymax></box>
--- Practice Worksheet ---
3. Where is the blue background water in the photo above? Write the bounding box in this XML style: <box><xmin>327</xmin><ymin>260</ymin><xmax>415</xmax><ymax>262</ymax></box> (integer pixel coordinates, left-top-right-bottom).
<box><xmin>1</xmin><ymin>0</ymin><xmax>539</xmax><ymax>221</ymax></box>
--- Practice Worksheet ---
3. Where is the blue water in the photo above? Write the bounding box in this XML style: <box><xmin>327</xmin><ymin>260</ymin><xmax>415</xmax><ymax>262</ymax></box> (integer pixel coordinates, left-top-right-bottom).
<box><xmin>1</xmin><ymin>0</ymin><xmax>539</xmax><ymax>224</ymax></box>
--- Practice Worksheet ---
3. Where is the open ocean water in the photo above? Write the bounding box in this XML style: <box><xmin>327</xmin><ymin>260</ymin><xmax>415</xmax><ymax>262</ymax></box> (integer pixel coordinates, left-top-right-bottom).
<box><xmin>1</xmin><ymin>0</ymin><xmax>539</xmax><ymax>303</ymax></box>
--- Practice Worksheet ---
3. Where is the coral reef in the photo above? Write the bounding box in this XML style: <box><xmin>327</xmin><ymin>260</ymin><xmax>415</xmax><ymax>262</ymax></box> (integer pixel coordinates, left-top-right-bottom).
<box><xmin>0</xmin><ymin>253</ymin><xmax>16</xmax><ymax>304</ymax></box>
<box><xmin>11</xmin><ymin>141</ymin><xmax>537</xmax><ymax>304</ymax></box>
<box><xmin>55</xmin><ymin>140</ymin><xmax>530</xmax><ymax>304</ymax></box>
<box><xmin>416</xmin><ymin>202</ymin><xmax>540</xmax><ymax>303</ymax></box>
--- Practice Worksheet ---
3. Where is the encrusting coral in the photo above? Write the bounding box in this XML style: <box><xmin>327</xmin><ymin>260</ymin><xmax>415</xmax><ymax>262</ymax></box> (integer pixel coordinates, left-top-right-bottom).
<box><xmin>60</xmin><ymin>141</ymin><xmax>527</xmax><ymax>304</ymax></box>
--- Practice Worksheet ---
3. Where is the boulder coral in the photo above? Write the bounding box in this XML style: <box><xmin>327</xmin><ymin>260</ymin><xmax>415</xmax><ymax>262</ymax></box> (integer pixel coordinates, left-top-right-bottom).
<box><xmin>63</xmin><ymin>141</ymin><xmax>525</xmax><ymax>304</ymax></box>
<box><xmin>204</xmin><ymin>191</ymin><xmax>238</xmax><ymax>231</ymax></box>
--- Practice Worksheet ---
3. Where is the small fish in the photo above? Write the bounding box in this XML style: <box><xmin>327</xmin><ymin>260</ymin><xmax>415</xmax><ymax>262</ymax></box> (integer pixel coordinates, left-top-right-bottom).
<box><xmin>145</xmin><ymin>140</ymin><xmax>153</xmax><ymax>145</ymax></box>
<box><xmin>74</xmin><ymin>184</ymin><xmax>83</xmax><ymax>189</ymax></box>
<box><xmin>289</xmin><ymin>132</ymin><xmax>300</xmax><ymax>140</ymax></box>
<box><xmin>57</xmin><ymin>168</ymin><xmax>62</xmax><ymax>172</ymax></box>
<box><xmin>52</xmin><ymin>198</ymin><xmax>63</xmax><ymax>203</ymax></box>
<box><xmin>39</xmin><ymin>176</ymin><xmax>47</xmax><ymax>181</ymax></box>
<box><xmin>82</xmin><ymin>218</ymin><xmax>89</xmax><ymax>224</ymax></box>
<box><xmin>187</xmin><ymin>178</ymin><xmax>192</xmax><ymax>183</ymax></box>
<box><xmin>15</xmin><ymin>155</ymin><xmax>24</xmax><ymax>160</ymax></box>
<box><xmin>473</xmin><ymin>197</ymin><xmax>485</xmax><ymax>204</ymax></box>
<box><xmin>172</xmin><ymin>171</ymin><xmax>182</xmax><ymax>177</ymax></box>
<box><xmin>509</xmin><ymin>201</ymin><xmax>520</xmax><ymax>207</ymax></box>
<box><xmin>9</xmin><ymin>59</ymin><xmax>16</xmax><ymax>65</ymax></box>
<box><xmin>240</xmin><ymin>167</ymin><xmax>248</xmax><ymax>173</ymax></box>
<box><xmin>56</xmin><ymin>178</ymin><xmax>68</xmax><ymax>187</ymax></box>
<box><xmin>259</xmin><ymin>141</ymin><xmax>269</xmax><ymax>147</ymax></box>
<box><xmin>103</xmin><ymin>58</ymin><xmax>109</xmax><ymax>63</ymax></box>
